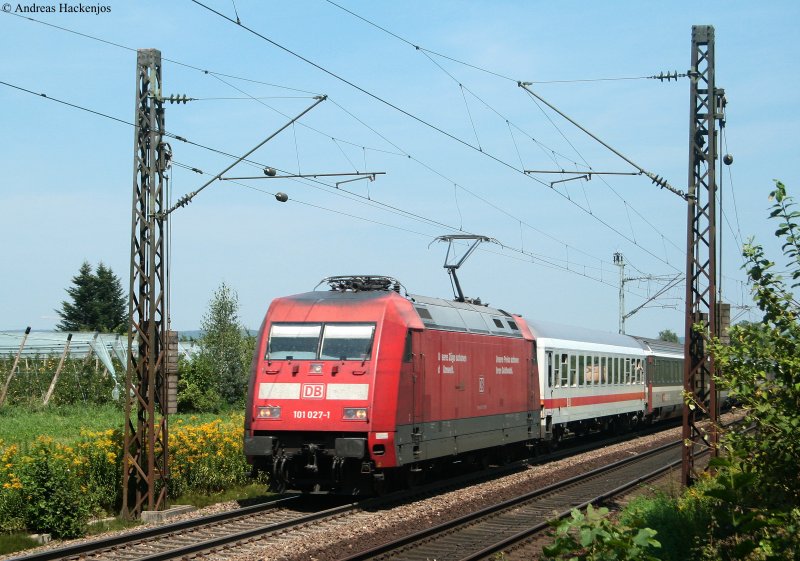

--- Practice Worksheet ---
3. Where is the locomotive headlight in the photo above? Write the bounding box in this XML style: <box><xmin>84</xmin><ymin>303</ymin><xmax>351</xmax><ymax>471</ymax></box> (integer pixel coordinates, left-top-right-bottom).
<box><xmin>342</xmin><ymin>407</ymin><xmax>368</xmax><ymax>421</ymax></box>
<box><xmin>257</xmin><ymin>406</ymin><xmax>281</xmax><ymax>419</ymax></box>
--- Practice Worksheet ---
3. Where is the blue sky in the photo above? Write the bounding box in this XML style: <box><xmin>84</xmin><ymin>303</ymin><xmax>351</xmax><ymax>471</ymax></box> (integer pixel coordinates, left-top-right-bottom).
<box><xmin>1</xmin><ymin>1</ymin><xmax>798</xmax><ymax>335</ymax></box>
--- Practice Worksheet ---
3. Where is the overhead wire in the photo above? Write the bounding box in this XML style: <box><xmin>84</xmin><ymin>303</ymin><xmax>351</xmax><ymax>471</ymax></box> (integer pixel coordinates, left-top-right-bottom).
<box><xmin>1</xmin><ymin>73</ymin><xmax>617</xmax><ymax>285</ymax></box>
<box><xmin>322</xmin><ymin>0</ymin><xmax>663</xmax><ymax>86</ymax></box>
<box><xmin>5</xmin><ymin>8</ymin><xmax>653</xmax><ymax>286</ymax></box>
<box><xmin>190</xmin><ymin>0</ymin><xmax>686</xmax><ymax>272</ymax></box>
<box><xmin>414</xmin><ymin>36</ymin><xmax>683</xmax><ymax>259</ymax></box>
<box><xmin>4</xmin><ymin>8</ymin><xmax>683</xmax><ymax>307</ymax></box>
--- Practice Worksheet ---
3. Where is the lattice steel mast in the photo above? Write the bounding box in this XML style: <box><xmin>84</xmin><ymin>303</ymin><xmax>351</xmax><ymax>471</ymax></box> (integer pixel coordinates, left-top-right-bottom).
<box><xmin>122</xmin><ymin>48</ymin><xmax>170</xmax><ymax>518</ymax></box>
<box><xmin>682</xmin><ymin>25</ymin><xmax>724</xmax><ymax>486</ymax></box>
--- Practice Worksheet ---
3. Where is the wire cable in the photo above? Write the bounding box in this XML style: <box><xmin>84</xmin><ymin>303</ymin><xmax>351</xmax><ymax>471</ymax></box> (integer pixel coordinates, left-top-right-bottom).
<box><xmin>6</xmin><ymin>7</ymin><xmax>677</xmax><ymax>278</ymax></box>
<box><xmin>190</xmin><ymin>2</ymin><xmax>685</xmax><ymax>273</ymax></box>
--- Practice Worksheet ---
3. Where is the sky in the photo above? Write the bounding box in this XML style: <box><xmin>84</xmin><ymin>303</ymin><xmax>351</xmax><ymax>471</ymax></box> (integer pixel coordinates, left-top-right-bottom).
<box><xmin>1</xmin><ymin>1</ymin><xmax>798</xmax><ymax>336</ymax></box>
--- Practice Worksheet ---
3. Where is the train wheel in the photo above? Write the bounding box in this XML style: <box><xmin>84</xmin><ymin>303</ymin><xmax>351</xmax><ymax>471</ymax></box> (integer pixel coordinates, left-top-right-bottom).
<box><xmin>270</xmin><ymin>456</ymin><xmax>289</xmax><ymax>494</ymax></box>
<box><xmin>405</xmin><ymin>465</ymin><xmax>424</xmax><ymax>488</ymax></box>
<box><xmin>553</xmin><ymin>425</ymin><xmax>565</xmax><ymax>449</ymax></box>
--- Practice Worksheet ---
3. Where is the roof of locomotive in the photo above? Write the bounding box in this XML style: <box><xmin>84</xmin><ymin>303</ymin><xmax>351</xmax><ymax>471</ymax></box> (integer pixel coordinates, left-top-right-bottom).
<box><xmin>408</xmin><ymin>293</ymin><xmax>526</xmax><ymax>337</ymax></box>
<box><xmin>276</xmin><ymin>276</ymin><xmax>528</xmax><ymax>338</ymax></box>
<box><xmin>526</xmin><ymin>319</ymin><xmax>648</xmax><ymax>351</ymax></box>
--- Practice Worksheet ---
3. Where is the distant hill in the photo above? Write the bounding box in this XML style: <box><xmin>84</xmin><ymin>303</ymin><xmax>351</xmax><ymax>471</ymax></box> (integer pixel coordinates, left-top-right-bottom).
<box><xmin>178</xmin><ymin>328</ymin><xmax>257</xmax><ymax>341</ymax></box>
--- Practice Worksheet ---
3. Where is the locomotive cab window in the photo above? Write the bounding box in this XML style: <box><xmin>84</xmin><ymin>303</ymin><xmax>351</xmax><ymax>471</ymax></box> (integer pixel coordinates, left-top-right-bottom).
<box><xmin>267</xmin><ymin>324</ymin><xmax>322</xmax><ymax>359</ymax></box>
<box><xmin>267</xmin><ymin>322</ymin><xmax>376</xmax><ymax>361</ymax></box>
<box><xmin>320</xmin><ymin>324</ymin><xmax>375</xmax><ymax>361</ymax></box>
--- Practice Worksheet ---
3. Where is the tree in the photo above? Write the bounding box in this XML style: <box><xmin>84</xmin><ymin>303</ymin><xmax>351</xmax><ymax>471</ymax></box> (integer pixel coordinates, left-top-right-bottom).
<box><xmin>178</xmin><ymin>282</ymin><xmax>254</xmax><ymax>411</ymax></box>
<box><xmin>658</xmin><ymin>329</ymin><xmax>679</xmax><ymax>343</ymax></box>
<box><xmin>94</xmin><ymin>263</ymin><xmax>127</xmax><ymax>333</ymax></box>
<box><xmin>701</xmin><ymin>180</ymin><xmax>800</xmax><ymax>559</ymax></box>
<box><xmin>56</xmin><ymin>261</ymin><xmax>127</xmax><ymax>333</ymax></box>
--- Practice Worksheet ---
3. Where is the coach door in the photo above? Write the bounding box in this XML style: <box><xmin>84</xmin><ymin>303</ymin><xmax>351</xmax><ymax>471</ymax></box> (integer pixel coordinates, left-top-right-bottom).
<box><xmin>529</xmin><ymin>341</ymin><xmax>542</xmax><ymax>439</ymax></box>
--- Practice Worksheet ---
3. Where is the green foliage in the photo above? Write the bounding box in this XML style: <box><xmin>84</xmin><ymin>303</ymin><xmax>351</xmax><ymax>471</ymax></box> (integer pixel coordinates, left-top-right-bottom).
<box><xmin>698</xmin><ymin>180</ymin><xmax>800</xmax><ymax>560</ymax></box>
<box><xmin>56</xmin><ymin>261</ymin><xmax>127</xmax><ymax>333</ymax></box>
<box><xmin>658</xmin><ymin>329</ymin><xmax>679</xmax><ymax>343</ymax></box>
<box><xmin>17</xmin><ymin>439</ymin><xmax>91</xmax><ymax>539</ymax></box>
<box><xmin>0</xmin><ymin>355</ymin><xmax>123</xmax><ymax>408</ymax></box>
<box><xmin>178</xmin><ymin>283</ymin><xmax>255</xmax><ymax>412</ymax></box>
<box><xmin>167</xmin><ymin>416</ymin><xmax>252</xmax><ymax>497</ymax></box>
<box><xmin>620</xmin><ymin>486</ymin><xmax>718</xmax><ymax>561</ymax></box>
<box><xmin>0</xmin><ymin>407</ymin><xmax>249</xmax><ymax>543</ymax></box>
<box><xmin>177</xmin><ymin>353</ymin><xmax>223</xmax><ymax>413</ymax></box>
<box><xmin>542</xmin><ymin>504</ymin><xmax>661</xmax><ymax>561</ymax></box>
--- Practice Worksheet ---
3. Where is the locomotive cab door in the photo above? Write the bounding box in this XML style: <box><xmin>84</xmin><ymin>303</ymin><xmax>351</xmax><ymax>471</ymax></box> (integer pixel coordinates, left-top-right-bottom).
<box><xmin>410</xmin><ymin>329</ymin><xmax>425</xmax><ymax>458</ymax></box>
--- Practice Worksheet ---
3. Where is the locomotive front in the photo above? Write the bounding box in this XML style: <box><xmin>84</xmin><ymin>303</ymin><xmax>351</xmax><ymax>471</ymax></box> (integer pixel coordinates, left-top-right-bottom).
<box><xmin>244</xmin><ymin>276</ymin><xmax>419</xmax><ymax>494</ymax></box>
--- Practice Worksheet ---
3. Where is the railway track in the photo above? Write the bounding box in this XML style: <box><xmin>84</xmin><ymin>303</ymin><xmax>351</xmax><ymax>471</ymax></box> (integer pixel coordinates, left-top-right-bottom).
<box><xmin>338</xmin><ymin>439</ymin><xmax>690</xmax><ymax>561</ymax></box>
<box><xmin>6</xmin><ymin>420</ymin><xmax>704</xmax><ymax>561</ymax></box>
<box><xmin>6</xmin><ymin>495</ymin><xmax>357</xmax><ymax>561</ymax></box>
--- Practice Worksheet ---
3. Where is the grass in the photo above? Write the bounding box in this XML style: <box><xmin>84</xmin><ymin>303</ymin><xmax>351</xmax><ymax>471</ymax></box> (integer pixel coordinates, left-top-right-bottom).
<box><xmin>0</xmin><ymin>403</ymin><xmax>123</xmax><ymax>445</ymax></box>
<box><xmin>85</xmin><ymin>517</ymin><xmax>142</xmax><ymax>535</ymax></box>
<box><xmin>0</xmin><ymin>533</ymin><xmax>41</xmax><ymax>555</ymax></box>
<box><xmin>0</xmin><ymin>404</ymin><xmax>234</xmax><ymax>445</ymax></box>
<box><xmin>173</xmin><ymin>483</ymin><xmax>274</xmax><ymax>509</ymax></box>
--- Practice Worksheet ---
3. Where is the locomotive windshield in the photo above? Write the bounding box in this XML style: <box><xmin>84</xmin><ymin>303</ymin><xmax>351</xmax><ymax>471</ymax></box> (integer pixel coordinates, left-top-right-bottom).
<box><xmin>268</xmin><ymin>324</ymin><xmax>321</xmax><ymax>359</ymax></box>
<box><xmin>267</xmin><ymin>323</ymin><xmax>376</xmax><ymax>361</ymax></box>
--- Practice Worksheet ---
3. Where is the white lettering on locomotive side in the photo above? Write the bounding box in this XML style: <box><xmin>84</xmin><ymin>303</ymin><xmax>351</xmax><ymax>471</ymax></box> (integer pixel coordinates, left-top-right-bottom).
<box><xmin>437</xmin><ymin>352</ymin><xmax>468</xmax><ymax>363</ymax></box>
<box><xmin>442</xmin><ymin>365</ymin><xmax>455</xmax><ymax>374</ymax></box>
<box><xmin>495</xmin><ymin>355</ymin><xmax>520</xmax><ymax>364</ymax></box>
<box><xmin>495</xmin><ymin>366</ymin><xmax>514</xmax><ymax>375</ymax></box>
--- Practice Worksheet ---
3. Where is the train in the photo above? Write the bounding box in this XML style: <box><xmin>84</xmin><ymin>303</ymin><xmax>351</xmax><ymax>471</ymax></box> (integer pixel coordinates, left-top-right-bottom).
<box><xmin>243</xmin><ymin>275</ymin><xmax>685</xmax><ymax>494</ymax></box>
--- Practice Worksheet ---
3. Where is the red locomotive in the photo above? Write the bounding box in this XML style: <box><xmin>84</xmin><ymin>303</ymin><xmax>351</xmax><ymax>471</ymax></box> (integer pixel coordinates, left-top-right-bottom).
<box><xmin>244</xmin><ymin>275</ymin><xmax>543</xmax><ymax>494</ymax></box>
<box><xmin>244</xmin><ymin>274</ymin><xmax>689</xmax><ymax>494</ymax></box>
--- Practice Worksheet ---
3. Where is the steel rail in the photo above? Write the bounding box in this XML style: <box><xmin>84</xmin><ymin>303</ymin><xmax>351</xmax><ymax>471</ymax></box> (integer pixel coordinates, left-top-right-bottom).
<box><xmin>464</xmin><ymin>421</ymin><xmax>752</xmax><ymax>561</ymax></box>
<box><xmin>6</xmin><ymin>495</ymin><xmax>302</xmax><ymax>561</ymax></box>
<box><xmin>337</xmin><ymin>439</ymin><xmax>687</xmax><ymax>561</ymax></box>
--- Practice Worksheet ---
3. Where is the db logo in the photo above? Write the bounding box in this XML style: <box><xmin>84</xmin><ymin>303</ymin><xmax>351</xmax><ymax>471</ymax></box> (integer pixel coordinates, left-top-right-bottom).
<box><xmin>301</xmin><ymin>383</ymin><xmax>325</xmax><ymax>399</ymax></box>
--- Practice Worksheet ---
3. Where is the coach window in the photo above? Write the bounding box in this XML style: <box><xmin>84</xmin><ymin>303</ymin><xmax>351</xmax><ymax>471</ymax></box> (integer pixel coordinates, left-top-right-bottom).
<box><xmin>600</xmin><ymin>356</ymin><xmax>607</xmax><ymax>384</ymax></box>
<box><xmin>567</xmin><ymin>354</ymin><xmax>576</xmax><ymax>386</ymax></box>
<box><xmin>547</xmin><ymin>352</ymin><xmax>554</xmax><ymax>386</ymax></box>
<box><xmin>623</xmin><ymin>358</ymin><xmax>631</xmax><ymax>384</ymax></box>
<box><xmin>634</xmin><ymin>359</ymin><xmax>643</xmax><ymax>383</ymax></box>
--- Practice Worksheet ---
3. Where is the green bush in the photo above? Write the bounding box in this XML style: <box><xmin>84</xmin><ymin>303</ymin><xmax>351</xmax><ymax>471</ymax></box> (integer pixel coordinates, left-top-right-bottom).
<box><xmin>0</xmin><ymin>410</ymin><xmax>249</xmax><ymax>539</ymax></box>
<box><xmin>17</xmin><ymin>438</ymin><xmax>91</xmax><ymax>539</ymax></box>
<box><xmin>620</xmin><ymin>483</ymin><xmax>718</xmax><ymax>561</ymax></box>
<box><xmin>543</xmin><ymin>504</ymin><xmax>661</xmax><ymax>561</ymax></box>
<box><xmin>176</xmin><ymin>354</ymin><xmax>223</xmax><ymax>413</ymax></box>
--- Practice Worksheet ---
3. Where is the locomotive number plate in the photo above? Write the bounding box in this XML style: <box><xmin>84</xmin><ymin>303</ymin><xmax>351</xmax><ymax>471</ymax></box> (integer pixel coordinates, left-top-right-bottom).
<box><xmin>293</xmin><ymin>410</ymin><xmax>331</xmax><ymax>420</ymax></box>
